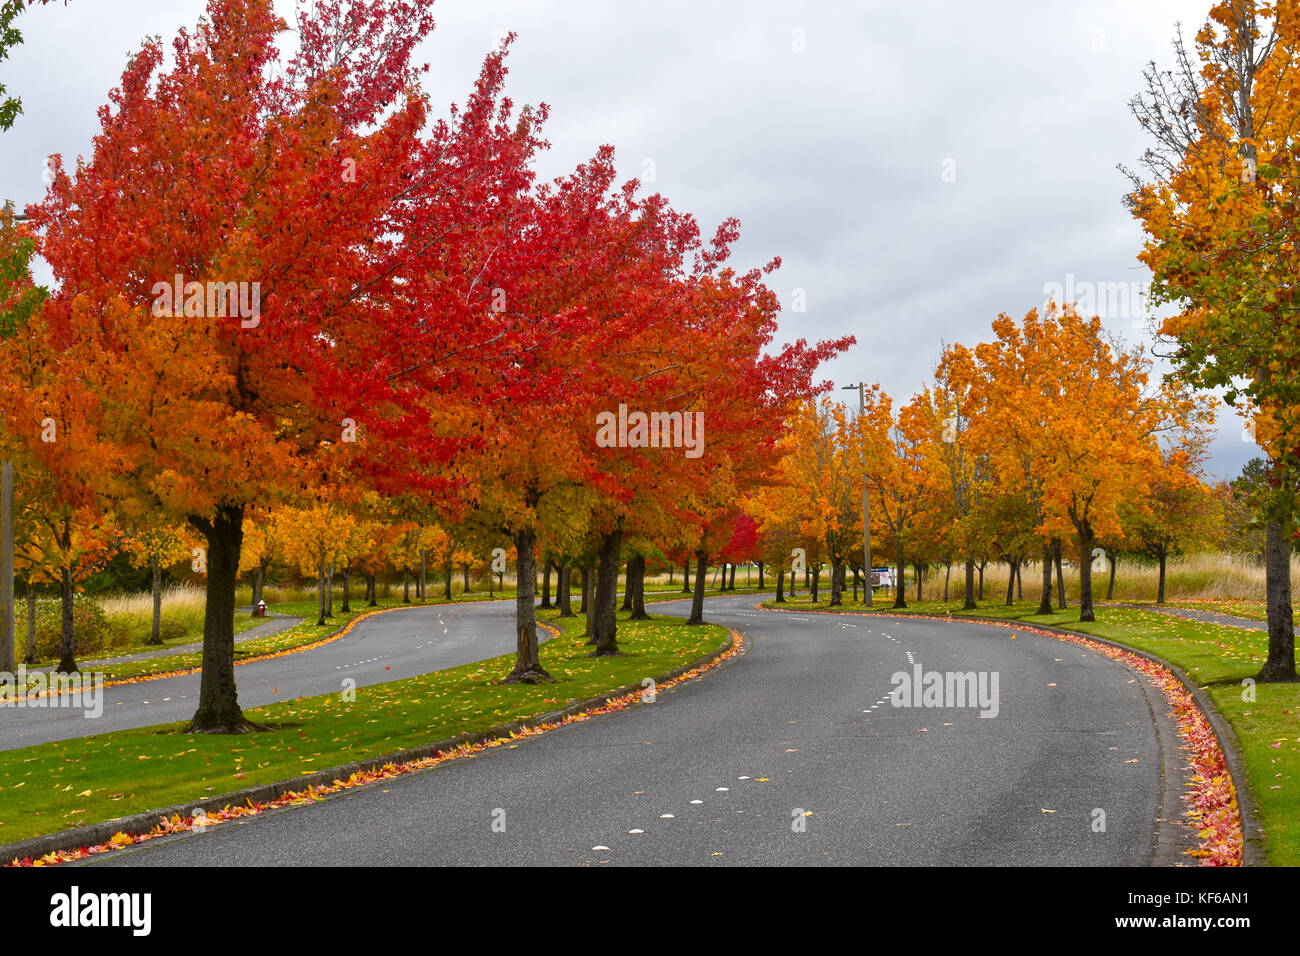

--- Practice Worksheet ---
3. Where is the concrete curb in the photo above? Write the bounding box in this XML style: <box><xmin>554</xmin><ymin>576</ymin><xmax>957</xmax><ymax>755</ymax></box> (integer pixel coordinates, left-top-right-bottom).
<box><xmin>760</xmin><ymin>602</ymin><xmax>1265</xmax><ymax>867</ymax></box>
<box><xmin>1</xmin><ymin>625</ymin><xmax>746</xmax><ymax>865</ymax></box>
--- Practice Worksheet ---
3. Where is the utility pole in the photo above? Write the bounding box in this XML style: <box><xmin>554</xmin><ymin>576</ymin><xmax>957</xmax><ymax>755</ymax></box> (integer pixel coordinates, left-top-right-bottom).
<box><xmin>1</xmin><ymin>460</ymin><xmax>12</xmax><ymax>672</ymax></box>
<box><xmin>3</xmin><ymin>216</ymin><xmax>26</xmax><ymax>669</ymax></box>
<box><xmin>842</xmin><ymin>383</ymin><xmax>873</xmax><ymax>608</ymax></box>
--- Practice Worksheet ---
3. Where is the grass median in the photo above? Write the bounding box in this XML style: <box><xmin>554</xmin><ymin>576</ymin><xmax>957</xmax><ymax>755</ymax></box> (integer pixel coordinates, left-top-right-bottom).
<box><xmin>764</xmin><ymin>593</ymin><xmax>1299</xmax><ymax>865</ymax></box>
<box><xmin>0</xmin><ymin>608</ymin><xmax>730</xmax><ymax>848</ymax></box>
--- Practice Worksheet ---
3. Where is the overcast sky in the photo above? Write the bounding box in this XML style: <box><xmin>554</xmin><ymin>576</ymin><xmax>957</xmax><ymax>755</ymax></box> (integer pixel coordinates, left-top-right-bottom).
<box><xmin>1</xmin><ymin>0</ymin><xmax>1259</xmax><ymax>480</ymax></box>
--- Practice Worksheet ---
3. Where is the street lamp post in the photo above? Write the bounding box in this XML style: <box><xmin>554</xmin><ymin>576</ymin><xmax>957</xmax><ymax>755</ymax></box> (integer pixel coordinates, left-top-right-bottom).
<box><xmin>842</xmin><ymin>383</ymin><xmax>872</xmax><ymax>608</ymax></box>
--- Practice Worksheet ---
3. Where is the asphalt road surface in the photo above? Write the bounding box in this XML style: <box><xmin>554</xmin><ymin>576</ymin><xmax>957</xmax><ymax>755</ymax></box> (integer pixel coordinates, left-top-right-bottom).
<box><xmin>0</xmin><ymin>600</ymin><xmax>535</xmax><ymax>751</ymax></box>
<box><xmin>89</xmin><ymin>594</ymin><xmax>1168</xmax><ymax>866</ymax></box>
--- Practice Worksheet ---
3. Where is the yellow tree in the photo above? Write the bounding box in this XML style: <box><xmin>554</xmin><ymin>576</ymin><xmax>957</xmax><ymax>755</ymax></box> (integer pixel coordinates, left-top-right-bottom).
<box><xmin>845</xmin><ymin>388</ymin><xmax>931</xmax><ymax>609</ymax></box>
<box><xmin>1126</xmin><ymin>0</ymin><xmax>1300</xmax><ymax>677</ymax></box>
<box><xmin>911</xmin><ymin>377</ymin><xmax>976</xmax><ymax>606</ymax></box>
<box><xmin>949</xmin><ymin>323</ymin><xmax>1058</xmax><ymax>616</ymax></box>
<box><xmin>282</xmin><ymin>498</ymin><xmax>357</xmax><ymax>626</ymax></box>
<box><xmin>240</xmin><ymin>508</ymin><xmax>290</xmax><ymax>611</ymax></box>
<box><xmin>962</xmin><ymin>305</ymin><xmax>1208</xmax><ymax>622</ymax></box>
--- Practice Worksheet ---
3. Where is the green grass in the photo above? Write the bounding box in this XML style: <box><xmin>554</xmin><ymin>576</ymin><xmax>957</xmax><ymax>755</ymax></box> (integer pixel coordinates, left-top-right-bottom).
<box><xmin>0</xmin><ymin>608</ymin><xmax>730</xmax><ymax>848</ymax></box>
<box><xmin>765</xmin><ymin>592</ymin><xmax>1300</xmax><ymax>865</ymax></box>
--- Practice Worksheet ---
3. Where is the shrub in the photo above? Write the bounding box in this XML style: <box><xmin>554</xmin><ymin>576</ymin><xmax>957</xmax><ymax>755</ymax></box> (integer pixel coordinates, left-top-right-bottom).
<box><xmin>28</xmin><ymin>596</ymin><xmax>127</xmax><ymax>661</ymax></box>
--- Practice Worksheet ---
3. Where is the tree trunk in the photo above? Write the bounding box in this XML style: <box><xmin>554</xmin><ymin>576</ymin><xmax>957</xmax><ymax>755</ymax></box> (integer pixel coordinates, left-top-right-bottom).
<box><xmin>1005</xmin><ymin>560</ymin><xmax>1017</xmax><ymax>606</ymax></box>
<box><xmin>505</xmin><ymin>527</ymin><xmax>552</xmax><ymax>683</ymax></box>
<box><xmin>316</xmin><ymin>558</ymin><xmax>327</xmax><ymax>626</ymax></box>
<box><xmin>252</xmin><ymin>565</ymin><xmax>264</xmax><ymax>611</ymax></box>
<box><xmin>592</xmin><ymin>530</ymin><xmax>622</xmax><ymax>655</ymax></box>
<box><xmin>776</xmin><ymin>569</ymin><xmax>786</xmax><ymax>603</ymax></box>
<box><xmin>189</xmin><ymin>504</ymin><xmax>253</xmax><ymax>733</ymax></box>
<box><xmin>893</xmin><ymin>540</ymin><xmax>907</xmax><ymax>609</ymax></box>
<box><xmin>851</xmin><ymin>565</ymin><xmax>859</xmax><ymax>602</ymax></box>
<box><xmin>978</xmin><ymin>561</ymin><xmax>986</xmax><ymax>601</ymax></box>
<box><xmin>558</xmin><ymin>565</ymin><xmax>574</xmax><ymax>618</ymax></box>
<box><xmin>1078</xmin><ymin>529</ymin><xmax>1096</xmax><ymax>622</ymax></box>
<box><xmin>1157</xmin><ymin>548</ymin><xmax>1168</xmax><ymax>605</ymax></box>
<box><xmin>943</xmin><ymin>562</ymin><xmax>951</xmax><ymax>602</ymax></box>
<box><xmin>963</xmin><ymin>557</ymin><xmax>976</xmax><ymax>610</ymax></box>
<box><xmin>1107</xmin><ymin>552</ymin><xmax>1117</xmax><ymax>600</ymax></box>
<box><xmin>630</xmin><ymin>554</ymin><xmax>649</xmax><ymax>620</ymax></box>
<box><xmin>24</xmin><ymin>584</ymin><xmax>36</xmax><ymax>665</ymax></box>
<box><xmin>462</xmin><ymin>564</ymin><xmax>470</xmax><ymax>593</ymax></box>
<box><xmin>729</xmin><ymin>563</ymin><xmax>737</xmax><ymax>590</ymax></box>
<box><xmin>402</xmin><ymin>568</ymin><xmax>410</xmax><ymax>604</ymax></box>
<box><xmin>326</xmin><ymin>560</ymin><xmax>334</xmax><ymax>617</ymax></box>
<box><xmin>1037</xmin><ymin>541</ymin><xmax>1053</xmax><ymax>615</ymax></box>
<box><xmin>443</xmin><ymin>558</ymin><xmax>453</xmax><ymax>600</ymax></box>
<box><xmin>829</xmin><ymin>558</ymin><xmax>843</xmax><ymax>607</ymax></box>
<box><xmin>341</xmin><ymin>562</ymin><xmax>351</xmax><ymax>613</ymax></box>
<box><xmin>682</xmin><ymin>560</ymin><xmax>691</xmax><ymax>593</ymax></box>
<box><xmin>57</xmin><ymin>562</ymin><xmax>76</xmax><ymax>673</ymax></box>
<box><xmin>418</xmin><ymin>549</ymin><xmax>426</xmax><ymax>601</ymax></box>
<box><xmin>1258</xmin><ymin>515</ymin><xmax>1297</xmax><ymax>682</ymax></box>
<box><xmin>1054</xmin><ymin>539</ymin><xmax>1066</xmax><ymax>609</ymax></box>
<box><xmin>1016</xmin><ymin>561</ymin><xmax>1023</xmax><ymax>600</ymax></box>
<box><xmin>687</xmin><ymin>547</ymin><xmax>708</xmax><ymax>625</ymax></box>
<box><xmin>540</xmin><ymin>557</ymin><xmax>554</xmax><ymax>609</ymax></box>
<box><xmin>148</xmin><ymin>554</ymin><xmax>163</xmax><ymax>645</ymax></box>
<box><xmin>621</xmin><ymin>557</ymin><xmax>635</xmax><ymax>611</ymax></box>
<box><xmin>757</xmin><ymin>561</ymin><xmax>765</xmax><ymax>589</ymax></box>
<box><xmin>915</xmin><ymin>561</ymin><xmax>923</xmax><ymax>602</ymax></box>
<box><xmin>583</xmin><ymin>564</ymin><xmax>595</xmax><ymax>640</ymax></box>
<box><xmin>811</xmin><ymin>564</ymin><xmax>820</xmax><ymax>603</ymax></box>
<box><xmin>367</xmin><ymin>572</ymin><xmax>378</xmax><ymax>607</ymax></box>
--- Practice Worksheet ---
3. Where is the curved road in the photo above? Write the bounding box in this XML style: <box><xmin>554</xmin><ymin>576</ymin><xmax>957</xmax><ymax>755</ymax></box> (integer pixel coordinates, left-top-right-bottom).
<box><xmin>87</xmin><ymin>594</ymin><xmax>1170</xmax><ymax>866</ymax></box>
<box><xmin>0</xmin><ymin>600</ymin><xmax>537</xmax><ymax>751</ymax></box>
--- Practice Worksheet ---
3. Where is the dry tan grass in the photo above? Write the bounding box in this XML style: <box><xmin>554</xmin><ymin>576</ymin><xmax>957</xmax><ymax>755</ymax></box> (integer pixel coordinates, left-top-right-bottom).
<box><xmin>918</xmin><ymin>552</ymin><xmax>1297</xmax><ymax>604</ymax></box>
<box><xmin>99</xmin><ymin>585</ymin><xmax>207</xmax><ymax>619</ymax></box>
<box><xmin>101</xmin><ymin>553</ymin><xmax>1292</xmax><ymax>618</ymax></box>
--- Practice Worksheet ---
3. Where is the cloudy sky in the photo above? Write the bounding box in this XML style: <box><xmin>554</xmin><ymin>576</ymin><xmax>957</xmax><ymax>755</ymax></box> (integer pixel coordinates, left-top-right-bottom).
<box><xmin>2</xmin><ymin>0</ymin><xmax>1259</xmax><ymax>479</ymax></box>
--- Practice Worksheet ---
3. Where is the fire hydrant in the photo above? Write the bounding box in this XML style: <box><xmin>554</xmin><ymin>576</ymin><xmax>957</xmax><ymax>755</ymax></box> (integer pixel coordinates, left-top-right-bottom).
<box><xmin>254</xmin><ymin>600</ymin><xmax>268</xmax><ymax>618</ymax></box>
